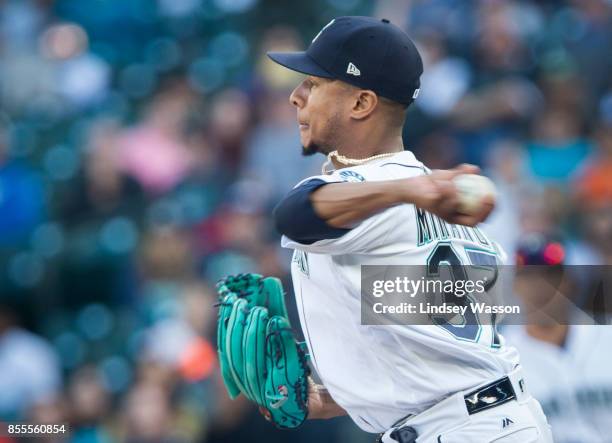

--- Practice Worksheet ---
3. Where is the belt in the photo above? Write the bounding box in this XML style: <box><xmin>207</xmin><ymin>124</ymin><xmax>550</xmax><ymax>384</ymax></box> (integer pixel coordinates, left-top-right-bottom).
<box><xmin>377</xmin><ymin>374</ymin><xmax>523</xmax><ymax>443</ymax></box>
<box><xmin>463</xmin><ymin>375</ymin><xmax>517</xmax><ymax>415</ymax></box>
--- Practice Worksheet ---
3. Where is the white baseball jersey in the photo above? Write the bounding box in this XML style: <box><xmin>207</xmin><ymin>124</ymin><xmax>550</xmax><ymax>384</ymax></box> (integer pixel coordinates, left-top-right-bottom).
<box><xmin>504</xmin><ymin>325</ymin><xmax>612</xmax><ymax>443</ymax></box>
<box><xmin>281</xmin><ymin>151</ymin><xmax>520</xmax><ymax>433</ymax></box>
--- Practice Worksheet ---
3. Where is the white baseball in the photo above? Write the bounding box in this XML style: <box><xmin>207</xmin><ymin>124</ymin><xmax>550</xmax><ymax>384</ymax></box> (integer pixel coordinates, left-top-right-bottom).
<box><xmin>452</xmin><ymin>174</ymin><xmax>497</xmax><ymax>215</ymax></box>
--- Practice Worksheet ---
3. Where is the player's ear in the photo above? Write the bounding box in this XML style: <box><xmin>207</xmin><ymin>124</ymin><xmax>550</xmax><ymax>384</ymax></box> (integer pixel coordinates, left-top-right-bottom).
<box><xmin>349</xmin><ymin>90</ymin><xmax>378</xmax><ymax>120</ymax></box>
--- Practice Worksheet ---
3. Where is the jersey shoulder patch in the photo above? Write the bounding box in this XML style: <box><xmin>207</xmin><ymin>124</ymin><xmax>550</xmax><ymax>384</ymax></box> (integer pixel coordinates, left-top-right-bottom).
<box><xmin>338</xmin><ymin>170</ymin><xmax>366</xmax><ymax>182</ymax></box>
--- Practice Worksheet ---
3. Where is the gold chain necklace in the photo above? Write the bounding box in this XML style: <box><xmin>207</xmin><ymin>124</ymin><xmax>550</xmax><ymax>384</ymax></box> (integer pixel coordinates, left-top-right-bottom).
<box><xmin>321</xmin><ymin>150</ymin><xmax>399</xmax><ymax>174</ymax></box>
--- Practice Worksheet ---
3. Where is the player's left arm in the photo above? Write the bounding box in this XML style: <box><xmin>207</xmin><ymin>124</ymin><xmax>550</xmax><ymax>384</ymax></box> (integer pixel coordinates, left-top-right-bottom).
<box><xmin>307</xmin><ymin>378</ymin><xmax>347</xmax><ymax>419</ymax></box>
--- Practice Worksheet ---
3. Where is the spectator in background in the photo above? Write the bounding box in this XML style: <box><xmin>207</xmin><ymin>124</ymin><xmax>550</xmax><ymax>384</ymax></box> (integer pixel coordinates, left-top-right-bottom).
<box><xmin>56</xmin><ymin>119</ymin><xmax>144</xmax><ymax>307</ymax></box>
<box><xmin>242</xmin><ymin>27</ymin><xmax>322</xmax><ymax>205</ymax></box>
<box><xmin>0</xmin><ymin>0</ymin><xmax>55</xmax><ymax>115</ymax></box>
<box><xmin>526</xmin><ymin>107</ymin><xmax>592</xmax><ymax>184</ymax></box>
<box><xmin>27</xmin><ymin>394</ymin><xmax>69</xmax><ymax>443</ymax></box>
<box><xmin>504</xmin><ymin>234</ymin><xmax>612</xmax><ymax>443</ymax></box>
<box><xmin>572</xmin><ymin>120</ymin><xmax>612</xmax><ymax>266</ymax></box>
<box><xmin>208</xmin><ymin>89</ymin><xmax>252</xmax><ymax>172</ymax></box>
<box><xmin>480</xmin><ymin>140</ymin><xmax>527</xmax><ymax>259</ymax></box>
<box><xmin>136</xmin><ymin>226</ymin><xmax>196</xmax><ymax>323</ymax></box>
<box><xmin>138</xmin><ymin>226</ymin><xmax>194</xmax><ymax>282</ymax></box>
<box><xmin>413</xmin><ymin>31</ymin><xmax>471</xmax><ymax>120</ymax></box>
<box><xmin>0</xmin><ymin>0</ymin><xmax>46</xmax><ymax>53</ymax></box>
<box><xmin>197</xmin><ymin>205</ymin><xmax>265</xmax><ymax>281</ymax></box>
<box><xmin>0</xmin><ymin>121</ymin><xmax>45</xmax><ymax>246</ymax></box>
<box><xmin>565</xmin><ymin>0</ymin><xmax>612</xmax><ymax>110</ymax></box>
<box><xmin>472</xmin><ymin>0</ymin><xmax>536</xmax><ymax>81</ymax></box>
<box><xmin>66</xmin><ymin>367</ymin><xmax>113</xmax><ymax>443</ymax></box>
<box><xmin>165</xmin><ymin>128</ymin><xmax>227</xmax><ymax>227</ymax></box>
<box><xmin>41</xmin><ymin>22</ymin><xmax>111</xmax><ymax>111</ymax></box>
<box><xmin>118</xmin><ymin>81</ymin><xmax>197</xmax><ymax>196</ymax></box>
<box><xmin>121</xmin><ymin>381</ymin><xmax>186</xmax><ymax>443</ymax></box>
<box><xmin>441</xmin><ymin>0</ymin><xmax>542</xmax><ymax>165</ymax></box>
<box><xmin>0</xmin><ymin>303</ymin><xmax>61</xmax><ymax>421</ymax></box>
<box><xmin>136</xmin><ymin>227</ymin><xmax>218</xmax><ymax>408</ymax></box>
<box><xmin>578</xmin><ymin>120</ymin><xmax>612</xmax><ymax>196</ymax></box>
<box><xmin>241</xmin><ymin>87</ymin><xmax>322</xmax><ymax>204</ymax></box>
<box><xmin>61</xmin><ymin>118</ymin><xmax>144</xmax><ymax>226</ymax></box>
<box><xmin>568</xmin><ymin>119</ymin><xmax>612</xmax><ymax>321</ymax></box>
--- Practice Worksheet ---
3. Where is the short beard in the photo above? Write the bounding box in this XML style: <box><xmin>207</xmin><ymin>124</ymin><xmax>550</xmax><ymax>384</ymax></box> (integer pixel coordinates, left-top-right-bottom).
<box><xmin>301</xmin><ymin>143</ymin><xmax>319</xmax><ymax>157</ymax></box>
<box><xmin>300</xmin><ymin>113</ymin><xmax>341</xmax><ymax>157</ymax></box>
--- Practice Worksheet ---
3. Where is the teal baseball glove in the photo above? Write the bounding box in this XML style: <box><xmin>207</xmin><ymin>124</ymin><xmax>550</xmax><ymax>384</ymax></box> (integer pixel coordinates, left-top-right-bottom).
<box><xmin>216</xmin><ymin>273</ymin><xmax>310</xmax><ymax>429</ymax></box>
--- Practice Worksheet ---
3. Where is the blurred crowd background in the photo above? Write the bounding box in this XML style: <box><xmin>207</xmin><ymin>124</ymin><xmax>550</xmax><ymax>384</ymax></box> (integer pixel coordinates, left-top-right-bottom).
<box><xmin>0</xmin><ymin>0</ymin><xmax>611</xmax><ymax>442</ymax></box>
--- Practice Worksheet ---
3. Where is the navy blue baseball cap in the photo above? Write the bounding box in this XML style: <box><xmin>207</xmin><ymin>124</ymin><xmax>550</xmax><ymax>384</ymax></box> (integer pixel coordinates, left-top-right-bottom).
<box><xmin>267</xmin><ymin>16</ymin><xmax>423</xmax><ymax>106</ymax></box>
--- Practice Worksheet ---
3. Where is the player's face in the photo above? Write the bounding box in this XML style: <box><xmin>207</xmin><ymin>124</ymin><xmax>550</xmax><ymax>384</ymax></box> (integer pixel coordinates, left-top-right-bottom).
<box><xmin>289</xmin><ymin>76</ymin><xmax>345</xmax><ymax>156</ymax></box>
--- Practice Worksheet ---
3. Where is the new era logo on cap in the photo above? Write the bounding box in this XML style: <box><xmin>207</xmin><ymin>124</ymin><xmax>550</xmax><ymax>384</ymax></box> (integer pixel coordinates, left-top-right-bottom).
<box><xmin>346</xmin><ymin>62</ymin><xmax>360</xmax><ymax>76</ymax></box>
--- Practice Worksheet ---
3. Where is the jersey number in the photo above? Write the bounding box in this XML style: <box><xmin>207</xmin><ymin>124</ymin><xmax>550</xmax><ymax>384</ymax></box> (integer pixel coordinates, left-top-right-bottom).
<box><xmin>426</xmin><ymin>243</ymin><xmax>500</xmax><ymax>347</ymax></box>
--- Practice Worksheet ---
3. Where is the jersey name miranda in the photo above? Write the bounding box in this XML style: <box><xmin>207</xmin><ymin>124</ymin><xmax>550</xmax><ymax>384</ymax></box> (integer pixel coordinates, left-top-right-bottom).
<box><xmin>281</xmin><ymin>151</ymin><xmax>520</xmax><ymax>433</ymax></box>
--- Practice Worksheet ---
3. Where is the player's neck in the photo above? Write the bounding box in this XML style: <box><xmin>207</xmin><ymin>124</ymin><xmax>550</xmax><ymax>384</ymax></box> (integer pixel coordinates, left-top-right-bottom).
<box><xmin>525</xmin><ymin>323</ymin><xmax>569</xmax><ymax>348</ymax></box>
<box><xmin>330</xmin><ymin>132</ymin><xmax>404</xmax><ymax>169</ymax></box>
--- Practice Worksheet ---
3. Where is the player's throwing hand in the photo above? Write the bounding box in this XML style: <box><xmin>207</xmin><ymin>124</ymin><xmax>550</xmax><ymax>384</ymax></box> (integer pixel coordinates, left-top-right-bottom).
<box><xmin>409</xmin><ymin>164</ymin><xmax>496</xmax><ymax>227</ymax></box>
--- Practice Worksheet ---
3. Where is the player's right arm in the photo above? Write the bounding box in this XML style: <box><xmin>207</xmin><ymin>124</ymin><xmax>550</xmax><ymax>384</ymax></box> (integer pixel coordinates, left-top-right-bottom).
<box><xmin>309</xmin><ymin>166</ymin><xmax>493</xmax><ymax>229</ymax></box>
<box><xmin>274</xmin><ymin>164</ymin><xmax>493</xmax><ymax>250</ymax></box>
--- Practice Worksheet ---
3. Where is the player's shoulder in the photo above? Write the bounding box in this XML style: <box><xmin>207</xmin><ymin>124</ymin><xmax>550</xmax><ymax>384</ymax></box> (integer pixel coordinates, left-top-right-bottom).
<box><xmin>292</xmin><ymin>151</ymin><xmax>427</xmax><ymax>188</ymax></box>
<box><xmin>348</xmin><ymin>150</ymin><xmax>427</xmax><ymax>180</ymax></box>
<box><xmin>305</xmin><ymin>151</ymin><xmax>427</xmax><ymax>186</ymax></box>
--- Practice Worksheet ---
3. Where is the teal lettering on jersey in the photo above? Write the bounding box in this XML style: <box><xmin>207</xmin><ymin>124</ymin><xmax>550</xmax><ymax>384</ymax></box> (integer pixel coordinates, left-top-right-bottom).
<box><xmin>293</xmin><ymin>250</ymin><xmax>309</xmax><ymax>277</ymax></box>
<box><xmin>415</xmin><ymin>207</ymin><xmax>432</xmax><ymax>246</ymax></box>
<box><xmin>414</xmin><ymin>207</ymin><xmax>496</xmax><ymax>249</ymax></box>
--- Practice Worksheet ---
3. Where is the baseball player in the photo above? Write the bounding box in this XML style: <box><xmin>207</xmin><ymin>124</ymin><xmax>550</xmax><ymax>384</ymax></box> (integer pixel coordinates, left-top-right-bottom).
<box><xmin>267</xmin><ymin>16</ymin><xmax>553</xmax><ymax>442</ymax></box>
<box><xmin>504</xmin><ymin>234</ymin><xmax>612</xmax><ymax>443</ymax></box>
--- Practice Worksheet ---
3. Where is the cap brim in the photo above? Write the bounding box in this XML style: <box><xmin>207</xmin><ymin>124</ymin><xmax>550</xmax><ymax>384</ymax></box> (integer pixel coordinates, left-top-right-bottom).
<box><xmin>267</xmin><ymin>51</ymin><xmax>334</xmax><ymax>78</ymax></box>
